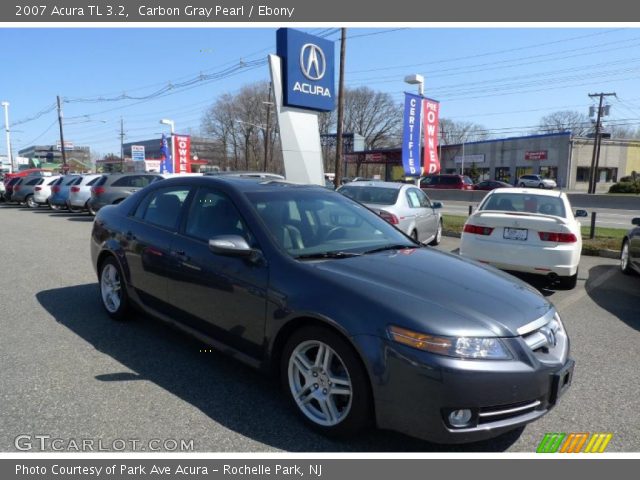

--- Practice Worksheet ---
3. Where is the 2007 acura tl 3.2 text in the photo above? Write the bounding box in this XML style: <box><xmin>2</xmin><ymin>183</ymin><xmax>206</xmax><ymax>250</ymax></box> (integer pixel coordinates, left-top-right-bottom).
<box><xmin>91</xmin><ymin>176</ymin><xmax>574</xmax><ymax>443</ymax></box>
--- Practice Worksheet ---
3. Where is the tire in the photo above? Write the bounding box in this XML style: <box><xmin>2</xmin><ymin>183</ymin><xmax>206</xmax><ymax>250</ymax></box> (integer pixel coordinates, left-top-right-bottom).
<box><xmin>99</xmin><ymin>256</ymin><xmax>131</xmax><ymax>320</ymax></box>
<box><xmin>538</xmin><ymin>183</ymin><xmax>545</xmax><ymax>189</ymax></box>
<box><xmin>88</xmin><ymin>203</ymin><xmax>97</xmax><ymax>216</ymax></box>
<box><xmin>558</xmin><ymin>271</ymin><xmax>578</xmax><ymax>290</ymax></box>
<box><xmin>26</xmin><ymin>195</ymin><xmax>38</xmax><ymax>209</ymax></box>
<box><xmin>281</xmin><ymin>325</ymin><xmax>372</xmax><ymax>438</ymax></box>
<box><xmin>410</xmin><ymin>229</ymin><xmax>419</xmax><ymax>242</ymax></box>
<box><xmin>49</xmin><ymin>202</ymin><xmax>61</xmax><ymax>210</ymax></box>
<box><xmin>518</xmin><ymin>182</ymin><xmax>525</xmax><ymax>187</ymax></box>
<box><xmin>621</xmin><ymin>240</ymin><xmax>634</xmax><ymax>275</ymax></box>
<box><xmin>429</xmin><ymin>219</ymin><xmax>443</xmax><ymax>246</ymax></box>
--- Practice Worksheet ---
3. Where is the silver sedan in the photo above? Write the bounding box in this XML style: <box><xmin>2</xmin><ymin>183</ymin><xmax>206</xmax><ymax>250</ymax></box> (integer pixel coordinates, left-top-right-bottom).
<box><xmin>338</xmin><ymin>181</ymin><xmax>443</xmax><ymax>245</ymax></box>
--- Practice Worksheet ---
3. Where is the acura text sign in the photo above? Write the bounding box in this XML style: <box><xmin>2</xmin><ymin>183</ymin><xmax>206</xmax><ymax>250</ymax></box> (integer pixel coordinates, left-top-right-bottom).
<box><xmin>276</xmin><ymin>28</ymin><xmax>335</xmax><ymax>112</ymax></box>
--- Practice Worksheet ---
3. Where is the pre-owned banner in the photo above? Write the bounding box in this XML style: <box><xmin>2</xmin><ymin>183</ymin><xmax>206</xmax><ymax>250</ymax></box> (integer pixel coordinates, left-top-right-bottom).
<box><xmin>423</xmin><ymin>98</ymin><xmax>441</xmax><ymax>175</ymax></box>
<box><xmin>401</xmin><ymin>92</ymin><xmax>423</xmax><ymax>176</ymax></box>
<box><xmin>173</xmin><ymin>134</ymin><xmax>192</xmax><ymax>173</ymax></box>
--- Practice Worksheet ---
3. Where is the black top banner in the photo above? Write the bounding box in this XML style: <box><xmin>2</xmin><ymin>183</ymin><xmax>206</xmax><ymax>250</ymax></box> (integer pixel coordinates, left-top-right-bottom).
<box><xmin>4</xmin><ymin>0</ymin><xmax>640</xmax><ymax>22</ymax></box>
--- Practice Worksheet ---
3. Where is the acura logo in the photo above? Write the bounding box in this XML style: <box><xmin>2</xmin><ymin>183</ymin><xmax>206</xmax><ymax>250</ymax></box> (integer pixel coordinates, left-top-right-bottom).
<box><xmin>300</xmin><ymin>43</ymin><xmax>326</xmax><ymax>81</ymax></box>
<box><xmin>539</xmin><ymin>326</ymin><xmax>557</xmax><ymax>348</ymax></box>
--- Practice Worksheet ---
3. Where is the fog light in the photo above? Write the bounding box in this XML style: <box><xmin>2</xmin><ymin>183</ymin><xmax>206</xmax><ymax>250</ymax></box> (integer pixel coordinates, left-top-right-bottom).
<box><xmin>449</xmin><ymin>409</ymin><xmax>472</xmax><ymax>428</ymax></box>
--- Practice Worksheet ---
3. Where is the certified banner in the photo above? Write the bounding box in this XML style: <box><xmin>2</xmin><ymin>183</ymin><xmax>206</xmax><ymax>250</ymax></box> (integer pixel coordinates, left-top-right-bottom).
<box><xmin>401</xmin><ymin>92</ymin><xmax>423</xmax><ymax>176</ymax></box>
<box><xmin>173</xmin><ymin>134</ymin><xmax>192</xmax><ymax>173</ymax></box>
<box><xmin>160</xmin><ymin>134</ymin><xmax>173</xmax><ymax>174</ymax></box>
<box><xmin>423</xmin><ymin>98</ymin><xmax>441</xmax><ymax>175</ymax></box>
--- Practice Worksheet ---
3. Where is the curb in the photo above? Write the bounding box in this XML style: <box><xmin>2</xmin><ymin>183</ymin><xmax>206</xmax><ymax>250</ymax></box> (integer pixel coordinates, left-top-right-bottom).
<box><xmin>442</xmin><ymin>231</ymin><xmax>620</xmax><ymax>259</ymax></box>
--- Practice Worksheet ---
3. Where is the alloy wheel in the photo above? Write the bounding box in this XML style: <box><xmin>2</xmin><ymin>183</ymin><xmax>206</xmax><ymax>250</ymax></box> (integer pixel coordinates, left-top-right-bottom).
<box><xmin>288</xmin><ymin>340</ymin><xmax>353</xmax><ymax>427</ymax></box>
<box><xmin>621</xmin><ymin>241</ymin><xmax>630</xmax><ymax>272</ymax></box>
<box><xmin>100</xmin><ymin>263</ymin><xmax>122</xmax><ymax>313</ymax></box>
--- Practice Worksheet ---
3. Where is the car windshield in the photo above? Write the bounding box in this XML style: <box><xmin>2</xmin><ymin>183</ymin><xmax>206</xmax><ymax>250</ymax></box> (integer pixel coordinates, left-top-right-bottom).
<box><xmin>481</xmin><ymin>193</ymin><xmax>566</xmax><ymax>217</ymax></box>
<box><xmin>246</xmin><ymin>189</ymin><xmax>414</xmax><ymax>258</ymax></box>
<box><xmin>338</xmin><ymin>186</ymin><xmax>399</xmax><ymax>205</ymax></box>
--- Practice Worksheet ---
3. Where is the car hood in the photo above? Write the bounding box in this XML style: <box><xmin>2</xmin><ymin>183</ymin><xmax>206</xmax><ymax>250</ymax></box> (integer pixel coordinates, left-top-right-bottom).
<box><xmin>307</xmin><ymin>247</ymin><xmax>552</xmax><ymax>338</ymax></box>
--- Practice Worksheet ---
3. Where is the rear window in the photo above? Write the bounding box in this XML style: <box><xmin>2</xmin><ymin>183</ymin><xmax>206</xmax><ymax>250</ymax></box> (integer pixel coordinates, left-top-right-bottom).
<box><xmin>26</xmin><ymin>178</ymin><xmax>42</xmax><ymax>186</ymax></box>
<box><xmin>87</xmin><ymin>177</ymin><xmax>101</xmax><ymax>186</ymax></box>
<box><xmin>46</xmin><ymin>178</ymin><xmax>59</xmax><ymax>186</ymax></box>
<box><xmin>481</xmin><ymin>193</ymin><xmax>566</xmax><ymax>217</ymax></box>
<box><xmin>339</xmin><ymin>186</ymin><xmax>400</xmax><ymax>205</ymax></box>
<box><xmin>65</xmin><ymin>177</ymin><xmax>80</xmax><ymax>186</ymax></box>
<box><xmin>94</xmin><ymin>176</ymin><xmax>108</xmax><ymax>187</ymax></box>
<box><xmin>112</xmin><ymin>175</ymin><xmax>158</xmax><ymax>188</ymax></box>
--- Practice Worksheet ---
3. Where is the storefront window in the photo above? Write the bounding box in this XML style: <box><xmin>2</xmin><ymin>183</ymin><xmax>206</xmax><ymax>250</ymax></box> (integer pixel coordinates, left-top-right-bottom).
<box><xmin>539</xmin><ymin>167</ymin><xmax>558</xmax><ymax>180</ymax></box>
<box><xmin>576</xmin><ymin>167</ymin><xmax>590</xmax><ymax>182</ymax></box>
<box><xmin>495</xmin><ymin>167</ymin><xmax>511</xmax><ymax>183</ymax></box>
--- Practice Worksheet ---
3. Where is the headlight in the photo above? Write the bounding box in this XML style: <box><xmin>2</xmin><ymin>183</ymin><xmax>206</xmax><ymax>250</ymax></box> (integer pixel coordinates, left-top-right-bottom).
<box><xmin>388</xmin><ymin>325</ymin><xmax>512</xmax><ymax>360</ymax></box>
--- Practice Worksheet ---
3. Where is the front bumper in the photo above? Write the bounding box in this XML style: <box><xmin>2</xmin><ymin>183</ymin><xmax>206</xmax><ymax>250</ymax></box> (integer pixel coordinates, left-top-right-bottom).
<box><xmin>352</xmin><ymin>334</ymin><xmax>573</xmax><ymax>444</ymax></box>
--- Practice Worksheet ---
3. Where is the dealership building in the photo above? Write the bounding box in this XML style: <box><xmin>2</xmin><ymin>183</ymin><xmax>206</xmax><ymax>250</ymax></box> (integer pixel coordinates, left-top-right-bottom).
<box><xmin>346</xmin><ymin>132</ymin><xmax>640</xmax><ymax>191</ymax></box>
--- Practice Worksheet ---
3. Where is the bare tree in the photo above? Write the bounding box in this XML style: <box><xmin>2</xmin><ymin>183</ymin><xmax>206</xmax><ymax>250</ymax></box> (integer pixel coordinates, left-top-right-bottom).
<box><xmin>538</xmin><ymin>110</ymin><xmax>592</xmax><ymax>136</ymax></box>
<box><xmin>439</xmin><ymin>118</ymin><xmax>490</xmax><ymax>145</ymax></box>
<box><xmin>343</xmin><ymin>87</ymin><xmax>402</xmax><ymax>150</ymax></box>
<box><xmin>605</xmin><ymin>123</ymin><xmax>640</xmax><ymax>139</ymax></box>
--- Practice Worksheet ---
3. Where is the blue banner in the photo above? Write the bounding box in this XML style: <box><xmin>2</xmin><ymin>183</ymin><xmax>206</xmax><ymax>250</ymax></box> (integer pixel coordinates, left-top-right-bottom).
<box><xmin>160</xmin><ymin>134</ymin><xmax>173</xmax><ymax>174</ymax></box>
<box><xmin>402</xmin><ymin>92</ymin><xmax>423</xmax><ymax>177</ymax></box>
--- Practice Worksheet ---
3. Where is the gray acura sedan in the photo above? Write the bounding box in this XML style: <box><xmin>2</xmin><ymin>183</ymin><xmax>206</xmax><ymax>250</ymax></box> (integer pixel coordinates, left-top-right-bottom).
<box><xmin>91</xmin><ymin>176</ymin><xmax>573</xmax><ymax>444</ymax></box>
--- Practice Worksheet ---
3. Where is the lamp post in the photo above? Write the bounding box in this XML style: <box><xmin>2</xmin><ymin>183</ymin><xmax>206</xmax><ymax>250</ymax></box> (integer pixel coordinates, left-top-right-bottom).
<box><xmin>404</xmin><ymin>74</ymin><xmax>424</xmax><ymax>185</ymax></box>
<box><xmin>1</xmin><ymin>101</ymin><xmax>12</xmax><ymax>174</ymax></box>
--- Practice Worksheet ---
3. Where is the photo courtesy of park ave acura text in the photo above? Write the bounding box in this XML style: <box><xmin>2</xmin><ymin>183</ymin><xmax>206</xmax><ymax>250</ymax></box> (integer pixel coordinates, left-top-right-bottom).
<box><xmin>1</xmin><ymin>21</ymin><xmax>640</xmax><ymax>455</ymax></box>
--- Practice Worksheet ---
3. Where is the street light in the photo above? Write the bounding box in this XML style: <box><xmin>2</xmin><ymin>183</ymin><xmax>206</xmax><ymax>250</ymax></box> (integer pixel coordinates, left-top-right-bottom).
<box><xmin>159</xmin><ymin>118</ymin><xmax>175</xmax><ymax>134</ymax></box>
<box><xmin>2</xmin><ymin>101</ymin><xmax>13</xmax><ymax>174</ymax></box>
<box><xmin>404</xmin><ymin>74</ymin><xmax>424</xmax><ymax>184</ymax></box>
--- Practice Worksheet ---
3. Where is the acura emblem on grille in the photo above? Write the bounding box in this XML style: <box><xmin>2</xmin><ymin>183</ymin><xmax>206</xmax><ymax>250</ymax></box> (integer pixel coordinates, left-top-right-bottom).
<box><xmin>539</xmin><ymin>326</ymin><xmax>557</xmax><ymax>348</ymax></box>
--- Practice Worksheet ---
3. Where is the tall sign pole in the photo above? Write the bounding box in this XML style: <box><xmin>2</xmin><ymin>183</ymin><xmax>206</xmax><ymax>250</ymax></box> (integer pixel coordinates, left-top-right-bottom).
<box><xmin>56</xmin><ymin>95</ymin><xmax>68</xmax><ymax>172</ymax></box>
<box><xmin>1</xmin><ymin>101</ymin><xmax>13</xmax><ymax>173</ymax></box>
<box><xmin>334</xmin><ymin>28</ymin><xmax>347</xmax><ymax>188</ymax></box>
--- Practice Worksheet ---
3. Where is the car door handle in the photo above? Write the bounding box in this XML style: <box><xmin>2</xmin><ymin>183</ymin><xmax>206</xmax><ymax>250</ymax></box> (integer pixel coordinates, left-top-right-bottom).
<box><xmin>173</xmin><ymin>249</ymin><xmax>190</xmax><ymax>260</ymax></box>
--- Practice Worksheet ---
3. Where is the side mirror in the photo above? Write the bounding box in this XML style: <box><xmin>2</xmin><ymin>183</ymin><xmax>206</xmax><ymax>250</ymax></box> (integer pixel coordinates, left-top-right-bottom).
<box><xmin>208</xmin><ymin>235</ymin><xmax>255</xmax><ymax>258</ymax></box>
<box><xmin>432</xmin><ymin>201</ymin><xmax>443</xmax><ymax>209</ymax></box>
<box><xmin>575</xmin><ymin>209</ymin><xmax>588</xmax><ymax>218</ymax></box>
<box><xmin>632</xmin><ymin>218</ymin><xmax>640</xmax><ymax>226</ymax></box>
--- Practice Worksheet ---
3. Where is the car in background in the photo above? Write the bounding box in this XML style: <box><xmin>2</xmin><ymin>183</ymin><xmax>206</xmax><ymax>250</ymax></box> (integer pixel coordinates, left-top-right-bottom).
<box><xmin>517</xmin><ymin>174</ymin><xmax>557</xmax><ymax>189</ymax></box>
<box><xmin>33</xmin><ymin>175</ymin><xmax>61</xmax><ymax>207</ymax></box>
<box><xmin>460</xmin><ymin>188</ymin><xmax>587</xmax><ymax>289</ymax></box>
<box><xmin>473</xmin><ymin>180</ymin><xmax>513</xmax><ymax>191</ymax></box>
<box><xmin>0</xmin><ymin>177</ymin><xmax>5</xmax><ymax>201</ymax></box>
<box><xmin>91</xmin><ymin>176</ymin><xmax>573</xmax><ymax>444</ymax></box>
<box><xmin>49</xmin><ymin>175</ymin><xmax>81</xmax><ymax>210</ymax></box>
<box><xmin>620</xmin><ymin>217</ymin><xmax>640</xmax><ymax>276</ymax></box>
<box><xmin>4</xmin><ymin>177</ymin><xmax>23</xmax><ymax>203</ymax></box>
<box><xmin>87</xmin><ymin>173</ymin><xmax>164</xmax><ymax>215</ymax></box>
<box><xmin>338</xmin><ymin>181</ymin><xmax>443</xmax><ymax>245</ymax></box>
<box><xmin>67</xmin><ymin>174</ymin><xmax>103</xmax><ymax>212</ymax></box>
<box><xmin>11</xmin><ymin>175</ymin><xmax>54</xmax><ymax>208</ymax></box>
<box><xmin>420</xmin><ymin>174</ymin><xmax>474</xmax><ymax>190</ymax></box>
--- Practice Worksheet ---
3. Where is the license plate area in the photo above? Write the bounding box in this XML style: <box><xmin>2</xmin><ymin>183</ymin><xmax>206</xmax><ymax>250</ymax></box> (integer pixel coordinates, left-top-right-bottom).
<box><xmin>550</xmin><ymin>360</ymin><xmax>574</xmax><ymax>405</ymax></box>
<box><xmin>503</xmin><ymin>227</ymin><xmax>528</xmax><ymax>241</ymax></box>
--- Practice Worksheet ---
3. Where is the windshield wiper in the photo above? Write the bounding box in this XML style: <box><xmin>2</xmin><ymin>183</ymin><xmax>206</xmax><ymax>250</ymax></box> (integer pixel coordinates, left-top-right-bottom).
<box><xmin>295</xmin><ymin>251</ymin><xmax>362</xmax><ymax>260</ymax></box>
<box><xmin>362</xmin><ymin>244</ymin><xmax>417</xmax><ymax>255</ymax></box>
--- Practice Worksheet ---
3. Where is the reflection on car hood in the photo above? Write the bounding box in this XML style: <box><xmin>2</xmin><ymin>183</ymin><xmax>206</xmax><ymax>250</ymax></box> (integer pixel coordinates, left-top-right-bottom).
<box><xmin>309</xmin><ymin>247</ymin><xmax>552</xmax><ymax>338</ymax></box>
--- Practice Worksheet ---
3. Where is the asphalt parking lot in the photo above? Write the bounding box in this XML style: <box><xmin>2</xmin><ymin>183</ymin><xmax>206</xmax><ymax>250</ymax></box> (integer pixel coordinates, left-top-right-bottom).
<box><xmin>1</xmin><ymin>204</ymin><xmax>639</xmax><ymax>452</ymax></box>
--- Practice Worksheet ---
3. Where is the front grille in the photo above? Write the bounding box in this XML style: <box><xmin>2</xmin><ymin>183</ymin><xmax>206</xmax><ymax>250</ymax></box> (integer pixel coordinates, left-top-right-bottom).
<box><xmin>519</xmin><ymin>312</ymin><xmax>568</xmax><ymax>364</ymax></box>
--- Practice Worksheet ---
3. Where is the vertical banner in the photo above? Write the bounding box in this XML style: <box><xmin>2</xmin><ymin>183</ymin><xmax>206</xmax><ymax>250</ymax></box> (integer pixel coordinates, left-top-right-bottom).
<box><xmin>423</xmin><ymin>98</ymin><xmax>441</xmax><ymax>175</ymax></box>
<box><xmin>173</xmin><ymin>134</ymin><xmax>192</xmax><ymax>174</ymax></box>
<box><xmin>160</xmin><ymin>134</ymin><xmax>173</xmax><ymax>174</ymax></box>
<box><xmin>401</xmin><ymin>92</ymin><xmax>423</xmax><ymax>176</ymax></box>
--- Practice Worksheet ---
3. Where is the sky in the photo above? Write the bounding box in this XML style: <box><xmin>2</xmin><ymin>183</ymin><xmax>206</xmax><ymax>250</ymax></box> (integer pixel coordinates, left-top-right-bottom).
<box><xmin>3</xmin><ymin>27</ymin><xmax>640</xmax><ymax>157</ymax></box>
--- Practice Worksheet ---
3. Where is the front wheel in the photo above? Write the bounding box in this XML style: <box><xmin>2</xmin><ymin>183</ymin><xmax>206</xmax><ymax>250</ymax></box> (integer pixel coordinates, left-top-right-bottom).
<box><xmin>99</xmin><ymin>257</ymin><xmax>131</xmax><ymax>320</ymax></box>
<box><xmin>281</xmin><ymin>326</ymin><xmax>371</xmax><ymax>437</ymax></box>
<box><xmin>26</xmin><ymin>195</ymin><xmax>38</xmax><ymax>209</ymax></box>
<box><xmin>429</xmin><ymin>219</ymin><xmax>443</xmax><ymax>246</ymax></box>
<box><xmin>538</xmin><ymin>183</ymin><xmax>545</xmax><ymax>189</ymax></box>
<box><xmin>518</xmin><ymin>182</ymin><xmax>525</xmax><ymax>187</ymax></box>
<box><xmin>621</xmin><ymin>240</ymin><xmax>634</xmax><ymax>275</ymax></box>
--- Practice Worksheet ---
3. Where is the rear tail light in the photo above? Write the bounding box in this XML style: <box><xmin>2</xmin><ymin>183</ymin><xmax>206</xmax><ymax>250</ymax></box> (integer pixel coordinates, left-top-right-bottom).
<box><xmin>538</xmin><ymin>232</ymin><xmax>577</xmax><ymax>243</ymax></box>
<box><xmin>91</xmin><ymin>186</ymin><xmax>105</xmax><ymax>196</ymax></box>
<box><xmin>70</xmin><ymin>186</ymin><xmax>80</xmax><ymax>193</ymax></box>
<box><xmin>52</xmin><ymin>186</ymin><xmax>60</xmax><ymax>193</ymax></box>
<box><xmin>463</xmin><ymin>224</ymin><xmax>494</xmax><ymax>236</ymax></box>
<box><xmin>378</xmin><ymin>210</ymin><xmax>399</xmax><ymax>225</ymax></box>
<box><xmin>35</xmin><ymin>187</ymin><xmax>42</xmax><ymax>191</ymax></box>
<box><xmin>14</xmin><ymin>185</ymin><xmax>21</xmax><ymax>192</ymax></box>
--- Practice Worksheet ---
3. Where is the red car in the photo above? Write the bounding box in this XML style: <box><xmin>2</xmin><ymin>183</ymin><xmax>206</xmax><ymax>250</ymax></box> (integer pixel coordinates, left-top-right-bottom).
<box><xmin>420</xmin><ymin>174</ymin><xmax>474</xmax><ymax>190</ymax></box>
<box><xmin>473</xmin><ymin>180</ymin><xmax>513</xmax><ymax>191</ymax></box>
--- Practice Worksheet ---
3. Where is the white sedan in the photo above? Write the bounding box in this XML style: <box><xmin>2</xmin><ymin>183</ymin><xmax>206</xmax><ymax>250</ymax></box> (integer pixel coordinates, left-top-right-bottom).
<box><xmin>459</xmin><ymin>188</ymin><xmax>587</xmax><ymax>289</ymax></box>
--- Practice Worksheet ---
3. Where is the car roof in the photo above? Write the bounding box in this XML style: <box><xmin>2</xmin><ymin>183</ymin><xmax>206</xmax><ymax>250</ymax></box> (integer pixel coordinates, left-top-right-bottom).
<box><xmin>339</xmin><ymin>181</ymin><xmax>404</xmax><ymax>190</ymax></box>
<box><xmin>489</xmin><ymin>187</ymin><xmax>564</xmax><ymax>198</ymax></box>
<box><xmin>154</xmin><ymin>175</ymin><xmax>329</xmax><ymax>193</ymax></box>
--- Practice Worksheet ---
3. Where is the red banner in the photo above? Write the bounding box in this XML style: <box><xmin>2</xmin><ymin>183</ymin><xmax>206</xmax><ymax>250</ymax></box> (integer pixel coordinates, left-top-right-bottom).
<box><xmin>423</xmin><ymin>99</ymin><xmax>441</xmax><ymax>175</ymax></box>
<box><xmin>172</xmin><ymin>134</ymin><xmax>192</xmax><ymax>173</ymax></box>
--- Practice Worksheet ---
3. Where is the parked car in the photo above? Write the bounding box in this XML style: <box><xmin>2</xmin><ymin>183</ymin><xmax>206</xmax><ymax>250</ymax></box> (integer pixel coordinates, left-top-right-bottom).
<box><xmin>620</xmin><ymin>217</ymin><xmax>640</xmax><ymax>276</ymax></box>
<box><xmin>338</xmin><ymin>181</ymin><xmax>443</xmax><ymax>245</ymax></box>
<box><xmin>517</xmin><ymin>174</ymin><xmax>557</xmax><ymax>189</ymax></box>
<box><xmin>33</xmin><ymin>175</ymin><xmax>62</xmax><ymax>207</ymax></box>
<box><xmin>0</xmin><ymin>177</ymin><xmax>5</xmax><ymax>201</ymax></box>
<box><xmin>473</xmin><ymin>180</ymin><xmax>513</xmax><ymax>191</ymax></box>
<box><xmin>4</xmin><ymin>177</ymin><xmax>24</xmax><ymax>203</ymax></box>
<box><xmin>460</xmin><ymin>188</ymin><xmax>587</xmax><ymax>289</ymax></box>
<box><xmin>11</xmin><ymin>175</ymin><xmax>55</xmax><ymax>208</ymax></box>
<box><xmin>49</xmin><ymin>175</ymin><xmax>81</xmax><ymax>210</ymax></box>
<box><xmin>87</xmin><ymin>173</ymin><xmax>164</xmax><ymax>215</ymax></box>
<box><xmin>420</xmin><ymin>174</ymin><xmax>474</xmax><ymax>190</ymax></box>
<box><xmin>67</xmin><ymin>174</ymin><xmax>103</xmax><ymax>212</ymax></box>
<box><xmin>91</xmin><ymin>176</ymin><xmax>573</xmax><ymax>444</ymax></box>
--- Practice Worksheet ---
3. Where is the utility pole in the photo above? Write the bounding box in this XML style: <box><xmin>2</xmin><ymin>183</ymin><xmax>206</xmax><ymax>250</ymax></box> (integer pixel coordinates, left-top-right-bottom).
<box><xmin>120</xmin><ymin>117</ymin><xmax>125</xmax><ymax>172</ymax></box>
<box><xmin>56</xmin><ymin>95</ymin><xmax>68</xmax><ymax>172</ymax></box>
<box><xmin>334</xmin><ymin>28</ymin><xmax>347</xmax><ymax>188</ymax></box>
<box><xmin>1</xmin><ymin>101</ymin><xmax>13</xmax><ymax>174</ymax></box>
<box><xmin>587</xmin><ymin>92</ymin><xmax>615</xmax><ymax>194</ymax></box>
<box><xmin>263</xmin><ymin>85</ymin><xmax>272</xmax><ymax>172</ymax></box>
